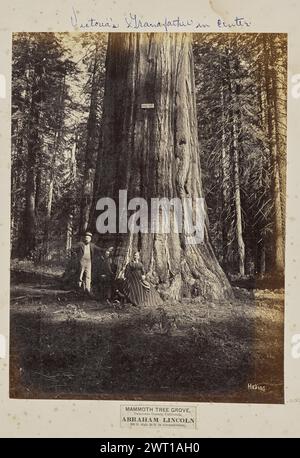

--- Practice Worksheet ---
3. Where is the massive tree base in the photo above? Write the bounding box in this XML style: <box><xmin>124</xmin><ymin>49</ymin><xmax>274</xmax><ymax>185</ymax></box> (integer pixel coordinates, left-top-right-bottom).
<box><xmin>91</xmin><ymin>32</ymin><xmax>233</xmax><ymax>302</ymax></box>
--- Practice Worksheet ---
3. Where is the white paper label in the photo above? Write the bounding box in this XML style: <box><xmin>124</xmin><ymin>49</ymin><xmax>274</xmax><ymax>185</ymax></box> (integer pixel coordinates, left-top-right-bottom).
<box><xmin>141</xmin><ymin>103</ymin><xmax>154</xmax><ymax>109</ymax></box>
<box><xmin>120</xmin><ymin>404</ymin><xmax>197</xmax><ymax>429</ymax></box>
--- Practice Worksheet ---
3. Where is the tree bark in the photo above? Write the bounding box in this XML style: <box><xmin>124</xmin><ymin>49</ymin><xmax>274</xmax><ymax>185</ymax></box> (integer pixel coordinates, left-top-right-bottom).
<box><xmin>79</xmin><ymin>46</ymin><xmax>101</xmax><ymax>235</ymax></box>
<box><xmin>66</xmin><ymin>214</ymin><xmax>73</xmax><ymax>253</ymax></box>
<box><xmin>260</xmin><ymin>243</ymin><xmax>266</xmax><ymax>275</ymax></box>
<box><xmin>270</xmin><ymin>35</ymin><xmax>287</xmax><ymax>253</ymax></box>
<box><xmin>232</xmin><ymin>126</ymin><xmax>245</xmax><ymax>277</ymax></box>
<box><xmin>18</xmin><ymin>60</ymin><xmax>43</xmax><ymax>258</ymax></box>
<box><xmin>34</xmin><ymin>153</ymin><xmax>43</xmax><ymax>214</ymax></box>
<box><xmin>91</xmin><ymin>33</ymin><xmax>232</xmax><ymax>301</ymax></box>
<box><xmin>11</xmin><ymin>118</ymin><xmax>24</xmax><ymax>255</ymax></box>
<box><xmin>263</xmin><ymin>35</ymin><xmax>285</xmax><ymax>275</ymax></box>
<box><xmin>66</xmin><ymin>139</ymin><xmax>77</xmax><ymax>254</ymax></box>
<box><xmin>228</xmin><ymin>53</ymin><xmax>245</xmax><ymax>276</ymax></box>
<box><xmin>42</xmin><ymin>143</ymin><xmax>56</xmax><ymax>260</ymax></box>
<box><xmin>220</xmin><ymin>80</ymin><xmax>231</xmax><ymax>271</ymax></box>
<box><xmin>42</xmin><ymin>76</ymin><xmax>66</xmax><ymax>259</ymax></box>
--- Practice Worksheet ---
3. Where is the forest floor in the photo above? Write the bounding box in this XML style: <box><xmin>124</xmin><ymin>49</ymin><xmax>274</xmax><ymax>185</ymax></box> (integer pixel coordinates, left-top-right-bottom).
<box><xmin>9</xmin><ymin>261</ymin><xmax>284</xmax><ymax>403</ymax></box>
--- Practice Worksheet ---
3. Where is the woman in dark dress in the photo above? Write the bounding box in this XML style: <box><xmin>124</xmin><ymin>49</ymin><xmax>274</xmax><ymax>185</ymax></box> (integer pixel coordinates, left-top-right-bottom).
<box><xmin>122</xmin><ymin>252</ymin><xmax>162</xmax><ymax>307</ymax></box>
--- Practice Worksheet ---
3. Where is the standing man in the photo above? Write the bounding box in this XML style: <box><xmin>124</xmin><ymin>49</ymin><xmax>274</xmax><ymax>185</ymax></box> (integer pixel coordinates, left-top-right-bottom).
<box><xmin>99</xmin><ymin>247</ymin><xmax>116</xmax><ymax>301</ymax></box>
<box><xmin>77</xmin><ymin>231</ymin><xmax>102</xmax><ymax>294</ymax></box>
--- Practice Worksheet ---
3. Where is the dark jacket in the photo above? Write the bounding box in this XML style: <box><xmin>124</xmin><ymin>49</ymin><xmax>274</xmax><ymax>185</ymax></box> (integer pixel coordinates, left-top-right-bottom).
<box><xmin>75</xmin><ymin>242</ymin><xmax>102</xmax><ymax>264</ymax></box>
<box><xmin>99</xmin><ymin>255</ymin><xmax>115</xmax><ymax>277</ymax></box>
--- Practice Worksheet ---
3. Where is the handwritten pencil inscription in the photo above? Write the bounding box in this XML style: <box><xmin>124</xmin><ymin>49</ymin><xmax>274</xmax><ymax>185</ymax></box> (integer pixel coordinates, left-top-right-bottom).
<box><xmin>70</xmin><ymin>7</ymin><xmax>252</xmax><ymax>31</ymax></box>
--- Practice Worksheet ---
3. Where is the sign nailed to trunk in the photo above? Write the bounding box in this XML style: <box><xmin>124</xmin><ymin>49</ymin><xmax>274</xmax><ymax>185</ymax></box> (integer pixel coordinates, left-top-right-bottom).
<box><xmin>141</xmin><ymin>103</ymin><xmax>155</xmax><ymax>109</ymax></box>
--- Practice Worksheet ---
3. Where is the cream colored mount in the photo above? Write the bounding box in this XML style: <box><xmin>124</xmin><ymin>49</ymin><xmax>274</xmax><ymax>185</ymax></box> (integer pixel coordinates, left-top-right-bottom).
<box><xmin>0</xmin><ymin>74</ymin><xmax>6</xmax><ymax>99</ymax></box>
<box><xmin>0</xmin><ymin>334</ymin><xmax>6</xmax><ymax>359</ymax></box>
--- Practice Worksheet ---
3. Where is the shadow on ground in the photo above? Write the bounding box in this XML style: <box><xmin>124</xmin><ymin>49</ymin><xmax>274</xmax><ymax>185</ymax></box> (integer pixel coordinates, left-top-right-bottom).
<box><xmin>9</xmin><ymin>267</ymin><xmax>284</xmax><ymax>403</ymax></box>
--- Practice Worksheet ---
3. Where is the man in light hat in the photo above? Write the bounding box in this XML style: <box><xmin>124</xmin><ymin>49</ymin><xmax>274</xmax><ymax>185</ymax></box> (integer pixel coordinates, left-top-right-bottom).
<box><xmin>77</xmin><ymin>231</ymin><xmax>102</xmax><ymax>294</ymax></box>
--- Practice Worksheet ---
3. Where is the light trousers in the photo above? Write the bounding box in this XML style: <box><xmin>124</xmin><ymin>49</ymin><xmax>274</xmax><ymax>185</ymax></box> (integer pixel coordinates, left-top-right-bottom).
<box><xmin>79</xmin><ymin>261</ymin><xmax>91</xmax><ymax>292</ymax></box>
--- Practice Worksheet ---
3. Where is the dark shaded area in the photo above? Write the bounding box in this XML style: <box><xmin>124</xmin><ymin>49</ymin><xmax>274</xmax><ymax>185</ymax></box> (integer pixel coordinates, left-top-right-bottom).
<box><xmin>230</xmin><ymin>273</ymin><xmax>284</xmax><ymax>290</ymax></box>
<box><xmin>10</xmin><ymin>314</ymin><xmax>251</xmax><ymax>400</ymax></box>
<box><xmin>10</xmin><ymin>269</ymin><xmax>284</xmax><ymax>403</ymax></box>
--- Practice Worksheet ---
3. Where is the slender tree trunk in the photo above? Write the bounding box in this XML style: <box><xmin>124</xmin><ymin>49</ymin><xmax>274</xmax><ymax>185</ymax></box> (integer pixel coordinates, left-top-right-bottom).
<box><xmin>66</xmin><ymin>139</ymin><xmax>77</xmax><ymax>254</ymax></box>
<box><xmin>42</xmin><ymin>144</ymin><xmax>56</xmax><ymax>260</ymax></box>
<box><xmin>12</xmin><ymin>66</ymin><xmax>31</xmax><ymax>257</ymax></box>
<box><xmin>66</xmin><ymin>215</ymin><xmax>73</xmax><ymax>253</ymax></box>
<box><xmin>79</xmin><ymin>46</ymin><xmax>100</xmax><ymax>235</ymax></box>
<box><xmin>260</xmin><ymin>243</ymin><xmax>266</xmax><ymax>275</ymax></box>
<box><xmin>91</xmin><ymin>33</ymin><xmax>232</xmax><ymax>301</ymax></box>
<box><xmin>228</xmin><ymin>54</ymin><xmax>245</xmax><ymax>276</ymax></box>
<box><xmin>270</xmin><ymin>35</ymin><xmax>287</xmax><ymax>252</ymax></box>
<box><xmin>220</xmin><ymin>80</ymin><xmax>230</xmax><ymax>271</ymax></box>
<box><xmin>11</xmin><ymin>119</ymin><xmax>23</xmax><ymax>254</ymax></box>
<box><xmin>232</xmin><ymin>119</ymin><xmax>245</xmax><ymax>276</ymax></box>
<box><xmin>254</xmin><ymin>60</ymin><xmax>269</xmax><ymax>281</ymax></box>
<box><xmin>41</xmin><ymin>76</ymin><xmax>66</xmax><ymax>259</ymax></box>
<box><xmin>263</xmin><ymin>35</ymin><xmax>285</xmax><ymax>275</ymax></box>
<box><xmin>18</xmin><ymin>61</ymin><xmax>43</xmax><ymax>258</ymax></box>
<box><xmin>35</xmin><ymin>153</ymin><xmax>43</xmax><ymax>213</ymax></box>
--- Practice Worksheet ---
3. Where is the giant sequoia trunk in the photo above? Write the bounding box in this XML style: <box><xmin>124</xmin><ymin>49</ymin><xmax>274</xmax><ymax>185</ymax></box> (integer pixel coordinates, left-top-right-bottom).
<box><xmin>92</xmin><ymin>33</ymin><xmax>232</xmax><ymax>301</ymax></box>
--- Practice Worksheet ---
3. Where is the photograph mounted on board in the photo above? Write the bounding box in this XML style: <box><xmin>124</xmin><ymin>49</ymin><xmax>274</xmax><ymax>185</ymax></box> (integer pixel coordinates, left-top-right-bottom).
<box><xmin>10</xmin><ymin>31</ymin><xmax>286</xmax><ymax>403</ymax></box>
